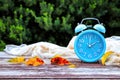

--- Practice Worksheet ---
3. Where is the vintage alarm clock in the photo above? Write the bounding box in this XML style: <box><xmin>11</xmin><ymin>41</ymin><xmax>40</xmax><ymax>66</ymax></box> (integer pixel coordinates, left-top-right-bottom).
<box><xmin>74</xmin><ymin>18</ymin><xmax>106</xmax><ymax>62</ymax></box>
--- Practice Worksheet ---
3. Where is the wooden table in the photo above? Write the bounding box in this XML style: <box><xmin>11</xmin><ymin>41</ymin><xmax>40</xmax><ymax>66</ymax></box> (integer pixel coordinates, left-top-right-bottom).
<box><xmin>0</xmin><ymin>52</ymin><xmax>120</xmax><ymax>79</ymax></box>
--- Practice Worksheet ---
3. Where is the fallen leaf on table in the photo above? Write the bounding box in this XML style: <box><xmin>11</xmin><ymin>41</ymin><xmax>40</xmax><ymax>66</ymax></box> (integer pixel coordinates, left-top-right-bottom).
<box><xmin>101</xmin><ymin>51</ymin><xmax>113</xmax><ymax>65</ymax></box>
<box><xmin>53</xmin><ymin>54</ymin><xmax>61</xmax><ymax>58</ymax></box>
<box><xmin>51</xmin><ymin>55</ymin><xmax>70</xmax><ymax>66</ymax></box>
<box><xmin>8</xmin><ymin>56</ymin><xmax>25</xmax><ymax>64</ymax></box>
<box><xmin>68</xmin><ymin>64</ymin><xmax>76</xmax><ymax>68</ymax></box>
<box><xmin>25</xmin><ymin>56</ymin><xmax>44</xmax><ymax>66</ymax></box>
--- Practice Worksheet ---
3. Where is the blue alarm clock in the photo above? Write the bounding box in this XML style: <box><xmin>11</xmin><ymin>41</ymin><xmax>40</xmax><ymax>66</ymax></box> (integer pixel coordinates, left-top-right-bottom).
<box><xmin>74</xmin><ymin>18</ymin><xmax>106</xmax><ymax>62</ymax></box>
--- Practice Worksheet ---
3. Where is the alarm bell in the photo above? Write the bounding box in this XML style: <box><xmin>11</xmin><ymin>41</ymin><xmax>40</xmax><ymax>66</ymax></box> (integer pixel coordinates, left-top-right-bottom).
<box><xmin>75</xmin><ymin>18</ymin><xmax>106</xmax><ymax>34</ymax></box>
<box><xmin>93</xmin><ymin>24</ymin><xmax>106</xmax><ymax>33</ymax></box>
<box><xmin>75</xmin><ymin>24</ymin><xmax>87</xmax><ymax>34</ymax></box>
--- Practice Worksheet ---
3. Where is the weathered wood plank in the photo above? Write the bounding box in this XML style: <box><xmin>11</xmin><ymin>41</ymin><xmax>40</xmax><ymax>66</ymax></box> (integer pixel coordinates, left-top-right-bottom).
<box><xmin>0</xmin><ymin>58</ymin><xmax>120</xmax><ymax>79</ymax></box>
<box><xmin>0</xmin><ymin>52</ymin><xmax>120</xmax><ymax>79</ymax></box>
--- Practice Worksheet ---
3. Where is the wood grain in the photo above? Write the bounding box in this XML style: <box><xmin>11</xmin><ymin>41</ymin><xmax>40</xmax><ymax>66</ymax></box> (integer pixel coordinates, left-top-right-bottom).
<box><xmin>0</xmin><ymin>58</ymin><xmax>120</xmax><ymax>79</ymax></box>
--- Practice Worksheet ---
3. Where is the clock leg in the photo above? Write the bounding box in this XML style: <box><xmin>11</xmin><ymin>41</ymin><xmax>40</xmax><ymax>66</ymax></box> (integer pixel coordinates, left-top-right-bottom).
<box><xmin>81</xmin><ymin>60</ymin><xmax>100</xmax><ymax>64</ymax></box>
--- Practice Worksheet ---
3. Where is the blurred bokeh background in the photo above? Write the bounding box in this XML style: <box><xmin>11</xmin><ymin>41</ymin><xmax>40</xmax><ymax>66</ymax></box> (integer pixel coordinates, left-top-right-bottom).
<box><xmin>0</xmin><ymin>0</ymin><xmax>120</xmax><ymax>50</ymax></box>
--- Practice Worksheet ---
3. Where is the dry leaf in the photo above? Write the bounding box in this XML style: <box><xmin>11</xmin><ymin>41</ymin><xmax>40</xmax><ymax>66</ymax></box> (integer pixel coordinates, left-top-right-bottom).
<box><xmin>25</xmin><ymin>56</ymin><xmax>44</xmax><ymax>66</ymax></box>
<box><xmin>51</xmin><ymin>55</ymin><xmax>70</xmax><ymax>66</ymax></box>
<box><xmin>101</xmin><ymin>51</ymin><xmax>113</xmax><ymax>65</ymax></box>
<box><xmin>8</xmin><ymin>56</ymin><xmax>25</xmax><ymax>64</ymax></box>
<box><xmin>68</xmin><ymin>64</ymin><xmax>76</xmax><ymax>68</ymax></box>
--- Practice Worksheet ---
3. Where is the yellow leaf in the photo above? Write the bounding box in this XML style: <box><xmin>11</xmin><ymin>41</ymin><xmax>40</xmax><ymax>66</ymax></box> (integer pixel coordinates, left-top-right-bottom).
<box><xmin>68</xmin><ymin>64</ymin><xmax>76</xmax><ymax>68</ymax></box>
<box><xmin>8</xmin><ymin>56</ymin><xmax>25</xmax><ymax>64</ymax></box>
<box><xmin>53</xmin><ymin>54</ymin><xmax>61</xmax><ymax>58</ymax></box>
<box><xmin>17</xmin><ymin>56</ymin><xmax>25</xmax><ymax>63</ymax></box>
<box><xmin>101</xmin><ymin>51</ymin><xmax>113</xmax><ymax>65</ymax></box>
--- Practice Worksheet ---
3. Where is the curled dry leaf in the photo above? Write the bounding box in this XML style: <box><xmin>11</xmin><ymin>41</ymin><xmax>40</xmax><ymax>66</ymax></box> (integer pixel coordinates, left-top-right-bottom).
<box><xmin>51</xmin><ymin>55</ymin><xmax>70</xmax><ymax>66</ymax></box>
<box><xmin>25</xmin><ymin>56</ymin><xmax>44</xmax><ymax>66</ymax></box>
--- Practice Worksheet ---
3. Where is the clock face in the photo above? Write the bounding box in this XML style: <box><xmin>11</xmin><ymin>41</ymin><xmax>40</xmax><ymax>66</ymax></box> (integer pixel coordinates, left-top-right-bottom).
<box><xmin>74</xmin><ymin>30</ymin><xmax>106</xmax><ymax>62</ymax></box>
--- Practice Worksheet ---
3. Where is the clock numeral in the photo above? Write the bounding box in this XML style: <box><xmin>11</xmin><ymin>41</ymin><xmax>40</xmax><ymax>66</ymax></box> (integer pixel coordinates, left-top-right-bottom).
<box><xmin>99</xmin><ymin>43</ymin><xmax>102</xmax><ymax>48</ymax></box>
<box><xmin>85</xmin><ymin>35</ymin><xmax>87</xmax><ymax>39</ymax></box>
<box><xmin>79</xmin><ymin>39</ymin><xmax>84</xmax><ymax>43</ymax></box>
<box><xmin>94</xmin><ymin>35</ymin><xmax>96</xmax><ymax>39</ymax></box>
<box><xmin>94</xmin><ymin>34</ymin><xmax>97</xmax><ymax>39</ymax></box>
<box><xmin>94</xmin><ymin>52</ymin><xmax>98</xmax><ymax>57</ymax></box>
<box><xmin>83</xmin><ymin>52</ymin><xmax>87</xmax><ymax>56</ymax></box>
<box><xmin>88</xmin><ymin>54</ymin><xmax>92</xmax><ymax>59</ymax></box>
<box><xmin>78</xmin><ymin>44</ymin><xmax>82</xmax><ymax>48</ymax></box>
<box><xmin>79</xmin><ymin>48</ymin><xmax>83</xmax><ymax>53</ymax></box>
<box><xmin>83</xmin><ymin>35</ymin><xmax>88</xmax><ymax>39</ymax></box>
<box><xmin>97</xmin><ymin>49</ymin><xmax>101</xmax><ymax>53</ymax></box>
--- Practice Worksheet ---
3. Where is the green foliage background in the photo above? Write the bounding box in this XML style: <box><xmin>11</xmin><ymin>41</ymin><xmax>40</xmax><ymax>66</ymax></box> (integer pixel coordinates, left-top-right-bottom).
<box><xmin>0</xmin><ymin>0</ymin><xmax>120</xmax><ymax>50</ymax></box>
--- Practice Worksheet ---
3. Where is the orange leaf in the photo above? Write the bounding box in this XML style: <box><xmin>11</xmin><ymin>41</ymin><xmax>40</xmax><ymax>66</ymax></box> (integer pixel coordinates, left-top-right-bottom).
<box><xmin>51</xmin><ymin>56</ymin><xmax>70</xmax><ymax>66</ymax></box>
<box><xmin>25</xmin><ymin>56</ymin><xmax>44</xmax><ymax>66</ymax></box>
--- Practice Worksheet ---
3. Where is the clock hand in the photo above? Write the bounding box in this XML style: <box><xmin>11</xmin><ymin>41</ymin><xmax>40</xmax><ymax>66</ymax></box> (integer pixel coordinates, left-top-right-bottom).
<box><xmin>90</xmin><ymin>41</ymin><xmax>99</xmax><ymax>47</ymax></box>
<box><xmin>87</xmin><ymin>41</ymin><xmax>99</xmax><ymax>48</ymax></box>
<box><xmin>89</xmin><ymin>35</ymin><xmax>91</xmax><ymax>45</ymax></box>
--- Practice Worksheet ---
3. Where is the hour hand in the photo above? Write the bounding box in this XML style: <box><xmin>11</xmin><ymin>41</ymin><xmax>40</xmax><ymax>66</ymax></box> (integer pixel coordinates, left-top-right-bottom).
<box><xmin>90</xmin><ymin>41</ymin><xmax>99</xmax><ymax>46</ymax></box>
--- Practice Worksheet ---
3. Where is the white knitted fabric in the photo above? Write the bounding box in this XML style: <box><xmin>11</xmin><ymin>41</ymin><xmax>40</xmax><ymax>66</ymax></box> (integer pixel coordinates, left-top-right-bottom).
<box><xmin>4</xmin><ymin>42</ymin><xmax>77</xmax><ymax>59</ymax></box>
<box><xmin>4</xmin><ymin>36</ymin><xmax>120</xmax><ymax>66</ymax></box>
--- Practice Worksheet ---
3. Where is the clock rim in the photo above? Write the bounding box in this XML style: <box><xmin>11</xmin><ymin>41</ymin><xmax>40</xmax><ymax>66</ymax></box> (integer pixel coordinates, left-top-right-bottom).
<box><xmin>74</xmin><ymin>30</ymin><xmax>106</xmax><ymax>62</ymax></box>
